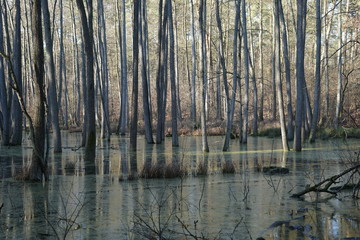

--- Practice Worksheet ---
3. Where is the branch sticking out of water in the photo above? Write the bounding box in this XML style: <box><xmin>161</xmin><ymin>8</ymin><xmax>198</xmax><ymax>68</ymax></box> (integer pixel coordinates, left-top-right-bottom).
<box><xmin>291</xmin><ymin>164</ymin><xmax>360</xmax><ymax>198</ymax></box>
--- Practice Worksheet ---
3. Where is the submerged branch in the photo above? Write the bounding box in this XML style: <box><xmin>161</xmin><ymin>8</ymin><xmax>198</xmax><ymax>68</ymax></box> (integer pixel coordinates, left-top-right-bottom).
<box><xmin>291</xmin><ymin>164</ymin><xmax>360</xmax><ymax>198</ymax></box>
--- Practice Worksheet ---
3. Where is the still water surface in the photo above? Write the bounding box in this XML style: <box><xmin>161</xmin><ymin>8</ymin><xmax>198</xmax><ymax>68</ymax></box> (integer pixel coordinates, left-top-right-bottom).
<box><xmin>0</xmin><ymin>133</ymin><xmax>359</xmax><ymax>239</ymax></box>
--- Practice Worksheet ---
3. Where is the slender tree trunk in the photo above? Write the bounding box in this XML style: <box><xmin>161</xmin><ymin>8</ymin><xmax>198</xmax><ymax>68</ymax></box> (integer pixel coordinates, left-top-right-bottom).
<box><xmin>271</xmin><ymin>15</ymin><xmax>277</xmax><ymax>121</ymax></box>
<box><xmin>168</xmin><ymin>0</ymin><xmax>179</xmax><ymax>147</ymax></box>
<box><xmin>80</xmin><ymin>40</ymin><xmax>87</xmax><ymax>147</ymax></box>
<box><xmin>309</xmin><ymin>0</ymin><xmax>321</xmax><ymax>142</ymax></box>
<box><xmin>294</xmin><ymin>0</ymin><xmax>307</xmax><ymax>152</ymax></box>
<box><xmin>0</xmin><ymin>1</ymin><xmax>10</xmax><ymax>146</ymax></box>
<box><xmin>97</xmin><ymin>0</ymin><xmax>111</xmax><ymax>141</ymax></box>
<box><xmin>70</xmin><ymin>0</ymin><xmax>81</xmax><ymax>126</ymax></box>
<box><xmin>42</xmin><ymin>0</ymin><xmax>62</xmax><ymax>153</ymax></box>
<box><xmin>241</xmin><ymin>0</ymin><xmax>250</xmax><ymax>144</ymax></box>
<box><xmin>258</xmin><ymin>0</ymin><xmax>264</xmax><ymax>121</ymax></box>
<box><xmin>190</xmin><ymin>0</ymin><xmax>197</xmax><ymax>126</ymax></box>
<box><xmin>10</xmin><ymin>0</ymin><xmax>22</xmax><ymax>146</ymax></box>
<box><xmin>247</xmin><ymin>4</ymin><xmax>258</xmax><ymax>136</ymax></box>
<box><xmin>199</xmin><ymin>0</ymin><xmax>209</xmax><ymax>152</ymax></box>
<box><xmin>274</xmin><ymin>0</ymin><xmax>289</xmax><ymax>151</ymax></box>
<box><xmin>76</xmin><ymin>0</ymin><xmax>96</xmax><ymax>161</ymax></box>
<box><xmin>279</xmin><ymin>0</ymin><xmax>294</xmax><ymax>140</ymax></box>
<box><xmin>29</xmin><ymin>0</ymin><xmax>47</xmax><ymax>181</ymax></box>
<box><xmin>334</xmin><ymin>1</ymin><xmax>343</xmax><ymax>128</ymax></box>
<box><xmin>223</xmin><ymin>0</ymin><xmax>240</xmax><ymax>151</ymax></box>
<box><xmin>156</xmin><ymin>0</ymin><xmax>168</xmax><ymax>144</ymax></box>
<box><xmin>140</xmin><ymin>0</ymin><xmax>154</xmax><ymax>144</ymax></box>
<box><xmin>130</xmin><ymin>0</ymin><xmax>140</xmax><ymax>151</ymax></box>
<box><xmin>118</xmin><ymin>0</ymin><xmax>128</xmax><ymax>135</ymax></box>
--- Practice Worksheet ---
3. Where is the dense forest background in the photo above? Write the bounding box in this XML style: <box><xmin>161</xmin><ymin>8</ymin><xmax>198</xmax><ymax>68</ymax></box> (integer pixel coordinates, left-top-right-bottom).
<box><xmin>0</xmin><ymin>0</ymin><xmax>359</xmax><ymax>158</ymax></box>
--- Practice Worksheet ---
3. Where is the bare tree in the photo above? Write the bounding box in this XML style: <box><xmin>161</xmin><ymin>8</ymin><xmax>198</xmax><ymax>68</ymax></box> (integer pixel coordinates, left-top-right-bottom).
<box><xmin>241</xmin><ymin>0</ymin><xmax>250</xmax><ymax>144</ymax></box>
<box><xmin>274</xmin><ymin>0</ymin><xmax>289</xmax><ymax>151</ymax></box>
<box><xmin>10</xmin><ymin>0</ymin><xmax>22</xmax><ymax>146</ymax></box>
<box><xmin>334</xmin><ymin>1</ymin><xmax>343</xmax><ymax>128</ymax></box>
<box><xmin>76</xmin><ymin>0</ymin><xmax>96</xmax><ymax>161</ymax></box>
<box><xmin>199</xmin><ymin>0</ymin><xmax>209</xmax><ymax>152</ymax></box>
<box><xmin>0</xmin><ymin>0</ymin><xmax>10</xmax><ymax>146</ymax></box>
<box><xmin>168</xmin><ymin>0</ymin><xmax>179</xmax><ymax>146</ymax></box>
<box><xmin>223</xmin><ymin>0</ymin><xmax>240</xmax><ymax>151</ymax></box>
<box><xmin>28</xmin><ymin>0</ymin><xmax>47</xmax><ymax>180</ymax></box>
<box><xmin>279</xmin><ymin>0</ymin><xmax>294</xmax><ymax>141</ymax></box>
<box><xmin>97</xmin><ymin>0</ymin><xmax>111</xmax><ymax>141</ymax></box>
<box><xmin>42</xmin><ymin>0</ymin><xmax>62</xmax><ymax>153</ymax></box>
<box><xmin>309</xmin><ymin>0</ymin><xmax>321</xmax><ymax>142</ymax></box>
<box><xmin>130</xmin><ymin>0</ymin><xmax>141</xmax><ymax>151</ymax></box>
<box><xmin>140</xmin><ymin>0</ymin><xmax>154</xmax><ymax>144</ymax></box>
<box><xmin>294</xmin><ymin>0</ymin><xmax>307</xmax><ymax>152</ymax></box>
<box><xmin>118</xmin><ymin>0</ymin><xmax>128</xmax><ymax>135</ymax></box>
<box><xmin>190</xmin><ymin>0</ymin><xmax>197</xmax><ymax>125</ymax></box>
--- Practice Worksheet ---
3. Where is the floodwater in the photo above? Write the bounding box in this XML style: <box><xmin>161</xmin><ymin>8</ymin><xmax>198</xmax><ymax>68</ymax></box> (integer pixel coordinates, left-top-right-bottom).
<box><xmin>0</xmin><ymin>132</ymin><xmax>359</xmax><ymax>239</ymax></box>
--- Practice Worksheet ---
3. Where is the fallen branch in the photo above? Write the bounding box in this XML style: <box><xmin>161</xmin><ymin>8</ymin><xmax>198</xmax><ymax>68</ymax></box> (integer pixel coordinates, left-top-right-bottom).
<box><xmin>291</xmin><ymin>164</ymin><xmax>360</xmax><ymax>198</ymax></box>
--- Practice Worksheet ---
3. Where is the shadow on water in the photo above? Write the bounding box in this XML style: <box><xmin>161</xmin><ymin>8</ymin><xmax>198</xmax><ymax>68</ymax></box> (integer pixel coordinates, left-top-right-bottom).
<box><xmin>0</xmin><ymin>133</ymin><xmax>359</xmax><ymax>239</ymax></box>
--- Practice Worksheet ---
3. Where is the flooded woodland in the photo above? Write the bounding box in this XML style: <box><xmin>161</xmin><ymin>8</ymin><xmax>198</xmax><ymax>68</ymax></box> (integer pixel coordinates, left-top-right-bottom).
<box><xmin>0</xmin><ymin>133</ymin><xmax>359</xmax><ymax>240</ymax></box>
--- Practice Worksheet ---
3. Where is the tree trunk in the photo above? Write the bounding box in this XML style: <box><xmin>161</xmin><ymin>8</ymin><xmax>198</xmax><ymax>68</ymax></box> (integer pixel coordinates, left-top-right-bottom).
<box><xmin>140</xmin><ymin>0</ymin><xmax>154</xmax><ymax>144</ymax></box>
<box><xmin>29</xmin><ymin>0</ymin><xmax>47</xmax><ymax>181</ymax></box>
<box><xmin>42</xmin><ymin>0</ymin><xmax>62</xmax><ymax>153</ymax></box>
<box><xmin>309</xmin><ymin>0</ymin><xmax>321</xmax><ymax>142</ymax></box>
<box><xmin>118</xmin><ymin>0</ymin><xmax>128</xmax><ymax>135</ymax></box>
<box><xmin>294</xmin><ymin>0</ymin><xmax>307</xmax><ymax>152</ymax></box>
<box><xmin>168</xmin><ymin>0</ymin><xmax>179</xmax><ymax>147</ymax></box>
<box><xmin>190</xmin><ymin>0</ymin><xmax>197</xmax><ymax>126</ymax></box>
<box><xmin>156</xmin><ymin>0</ymin><xmax>169</xmax><ymax>144</ymax></box>
<box><xmin>10</xmin><ymin>0</ymin><xmax>22</xmax><ymax>146</ymax></box>
<box><xmin>241</xmin><ymin>0</ymin><xmax>250</xmax><ymax>144</ymax></box>
<box><xmin>0</xmin><ymin>0</ymin><xmax>10</xmax><ymax>146</ymax></box>
<box><xmin>279</xmin><ymin>0</ymin><xmax>294</xmax><ymax>141</ymax></box>
<box><xmin>258</xmin><ymin>0</ymin><xmax>264</xmax><ymax>121</ymax></box>
<box><xmin>130</xmin><ymin>0</ymin><xmax>140</xmax><ymax>151</ymax></box>
<box><xmin>97</xmin><ymin>0</ymin><xmax>111</xmax><ymax>141</ymax></box>
<box><xmin>76</xmin><ymin>0</ymin><xmax>96</xmax><ymax>161</ymax></box>
<box><xmin>274</xmin><ymin>0</ymin><xmax>289</xmax><ymax>151</ymax></box>
<box><xmin>334</xmin><ymin>1</ymin><xmax>343</xmax><ymax>128</ymax></box>
<box><xmin>223</xmin><ymin>0</ymin><xmax>240</xmax><ymax>151</ymax></box>
<box><xmin>199</xmin><ymin>0</ymin><xmax>209</xmax><ymax>152</ymax></box>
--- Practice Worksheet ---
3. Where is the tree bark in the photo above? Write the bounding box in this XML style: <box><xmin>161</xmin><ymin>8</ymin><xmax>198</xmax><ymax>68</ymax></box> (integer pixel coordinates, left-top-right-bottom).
<box><xmin>140</xmin><ymin>0</ymin><xmax>154</xmax><ymax>144</ymax></box>
<box><xmin>10</xmin><ymin>0</ymin><xmax>22</xmax><ymax>146</ymax></box>
<box><xmin>130</xmin><ymin>0</ymin><xmax>140</xmax><ymax>151</ymax></box>
<box><xmin>199</xmin><ymin>0</ymin><xmax>209</xmax><ymax>152</ymax></box>
<box><xmin>334</xmin><ymin>1</ymin><xmax>343</xmax><ymax>128</ymax></box>
<box><xmin>223</xmin><ymin>0</ymin><xmax>240</xmax><ymax>151</ymax></box>
<box><xmin>42</xmin><ymin>0</ymin><xmax>62</xmax><ymax>153</ymax></box>
<box><xmin>76</xmin><ymin>0</ymin><xmax>96</xmax><ymax>161</ymax></box>
<box><xmin>279</xmin><ymin>0</ymin><xmax>294</xmax><ymax>141</ymax></box>
<box><xmin>118</xmin><ymin>0</ymin><xmax>128</xmax><ymax>135</ymax></box>
<box><xmin>294</xmin><ymin>0</ymin><xmax>307</xmax><ymax>152</ymax></box>
<box><xmin>97</xmin><ymin>0</ymin><xmax>111</xmax><ymax>141</ymax></box>
<box><xmin>190</xmin><ymin>0</ymin><xmax>197</xmax><ymax>126</ymax></box>
<box><xmin>309</xmin><ymin>0</ymin><xmax>321</xmax><ymax>143</ymax></box>
<box><xmin>241</xmin><ymin>0</ymin><xmax>250</xmax><ymax>144</ymax></box>
<box><xmin>29</xmin><ymin>0</ymin><xmax>47</xmax><ymax>181</ymax></box>
<box><xmin>0</xmin><ymin>0</ymin><xmax>10</xmax><ymax>146</ymax></box>
<box><xmin>258</xmin><ymin>0</ymin><xmax>264</xmax><ymax>122</ymax></box>
<box><xmin>274</xmin><ymin>0</ymin><xmax>289</xmax><ymax>151</ymax></box>
<box><xmin>168</xmin><ymin>0</ymin><xmax>179</xmax><ymax>147</ymax></box>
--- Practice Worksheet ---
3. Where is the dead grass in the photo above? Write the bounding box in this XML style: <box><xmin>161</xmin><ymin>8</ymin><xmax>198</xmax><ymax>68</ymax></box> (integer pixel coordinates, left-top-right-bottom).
<box><xmin>140</xmin><ymin>162</ymin><xmax>185</xmax><ymax>179</ymax></box>
<box><xmin>222</xmin><ymin>161</ymin><xmax>236</xmax><ymax>174</ymax></box>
